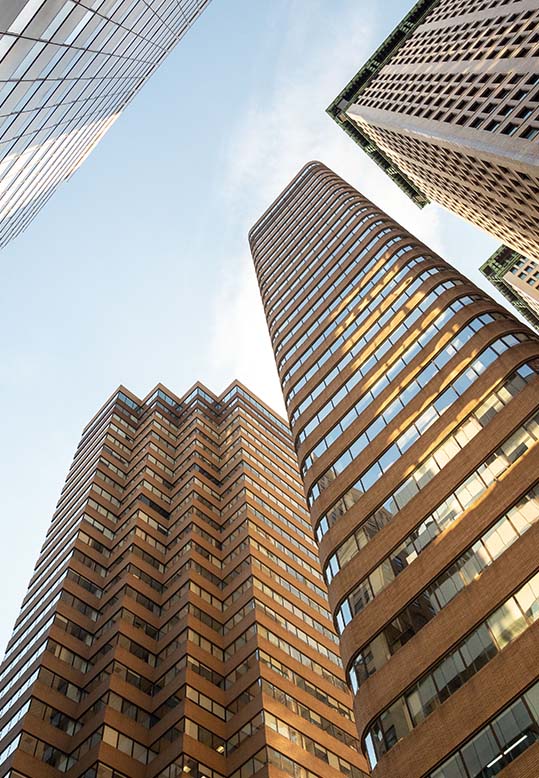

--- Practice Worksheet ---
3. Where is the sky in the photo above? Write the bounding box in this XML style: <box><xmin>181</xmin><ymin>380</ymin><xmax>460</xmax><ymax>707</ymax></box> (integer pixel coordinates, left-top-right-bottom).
<box><xmin>0</xmin><ymin>0</ymin><xmax>505</xmax><ymax>653</ymax></box>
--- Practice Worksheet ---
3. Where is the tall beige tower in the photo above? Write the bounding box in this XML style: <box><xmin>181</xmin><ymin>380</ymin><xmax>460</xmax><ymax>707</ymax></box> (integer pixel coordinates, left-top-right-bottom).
<box><xmin>327</xmin><ymin>0</ymin><xmax>539</xmax><ymax>261</ymax></box>
<box><xmin>0</xmin><ymin>0</ymin><xmax>211</xmax><ymax>248</ymax></box>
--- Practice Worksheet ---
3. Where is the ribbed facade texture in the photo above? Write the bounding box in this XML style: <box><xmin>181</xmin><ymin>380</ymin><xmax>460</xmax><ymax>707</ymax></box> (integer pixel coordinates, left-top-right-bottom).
<box><xmin>0</xmin><ymin>381</ymin><xmax>369</xmax><ymax>778</ymax></box>
<box><xmin>481</xmin><ymin>245</ymin><xmax>539</xmax><ymax>330</ymax></box>
<box><xmin>328</xmin><ymin>0</ymin><xmax>539</xmax><ymax>262</ymax></box>
<box><xmin>249</xmin><ymin>161</ymin><xmax>539</xmax><ymax>778</ymax></box>
<box><xmin>0</xmin><ymin>0</ymin><xmax>210</xmax><ymax>248</ymax></box>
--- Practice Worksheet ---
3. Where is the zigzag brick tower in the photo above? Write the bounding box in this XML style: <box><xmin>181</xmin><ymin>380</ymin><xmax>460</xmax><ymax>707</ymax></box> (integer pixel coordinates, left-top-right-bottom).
<box><xmin>250</xmin><ymin>160</ymin><xmax>539</xmax><ymax>778</ymax></box>
<box><xmin>0</xmin><ymin>381</ymin><xmax>369</xmax><ymax>778</ymax></box>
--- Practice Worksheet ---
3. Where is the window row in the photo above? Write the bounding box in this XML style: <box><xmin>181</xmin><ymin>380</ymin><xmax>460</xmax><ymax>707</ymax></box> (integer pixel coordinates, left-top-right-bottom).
<box><xmin>293</xmin><ymin>285</ymin><xmax>475</xmax><ymax>442</ymax></box>
<box><xmin>286</xmin><ymin>257</ymin><xmax>439</xmax><ymax>404</ymax></box>
<box><xmin>311</xmin><ymin>323</ymin><xmax>523</xmax><ymax>507</ymax></box>
<box><xmin>283</xmin><ymin>252</ymin><xmax>436</xmax><ymax>386</ymax></box>
<box><xmin>256</xmin><ymin>173</ymin><xmax>346</xmax><ymax>282</ymax></box>
<box><xmin>267</xmin><ymin>205</ymin><xmax>376</xmax><ymax>320</ymax></box>
<box><xmin>264</xmin><ymin>192</ymin><xmax>364</xmax><ymax>308</ymax></box>
<box><xmin>272</xmin><ymin>218</ymin><xmax>386</xmax><ymax>337</ymax></box>
<box><xmin>426</xmin><ymin>680</ymin><xmax>539</xmax><ymax>778</ymax></box>
<box><xmin>366</xmin><ymin>570</ymin><xmax>539</xmax><ymax>765</ymax></box>
<box><xmin>304</xmin><ymin>289</ymin><xmax>477</xmax><ymax>480</ymax></box>
<box><xmin>252</xmin><ymin>165</ymin><xmax>330</xmax><ymax>267</ymax></box>
<box><xmin>265</xmin><ymin>712</ymin><xmax>364</xmax><ymax>778</ymax></box>
<box><xmin>329</xmin><ymin>410</ymin><xmax>539</xmax><ymax>627</ymax></box>
<box><xmin>325</xmin><ymin>360</ymin><xmax>536</xmax><ymax>591</ymax></box>
<box><xmin>273</xmin><ymin>225</ymin><xmax>394</xmax><ymax>351</ymax></box>
<box><xmin>277</xmin><ymin>236</ymin><xmax>412</xmax><ymax>364</ymax></box>
<box><xmin>348</xmin><ymin>485</ymin><xmax>539</xmax><ymax>692</ymax></box>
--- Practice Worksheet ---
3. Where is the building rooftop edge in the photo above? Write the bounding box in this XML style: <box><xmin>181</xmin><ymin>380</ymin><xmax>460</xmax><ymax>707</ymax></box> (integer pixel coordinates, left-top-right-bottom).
<box><xmin>326</xmin><ymin>0</ymin><xmax>441</xmax><ymax>207</ymax></box>
<box><xmin>479</xmin><ymin>244</ymin><xmax>524</xmax><ymax>274</ymax></box>
<box><xmin>248</xmin><ymin>160</ymin><xmax>328</xmax><ymax>240</ymax></box>
<box><xmin>82</xmin><ymin>379</ymin><xmax>288</xmax><ymax>434</ymax></box>
<box><xmin>480</xmin><ymin>245</ymin><xmax>539</xmax><ymax>330</ymax></box>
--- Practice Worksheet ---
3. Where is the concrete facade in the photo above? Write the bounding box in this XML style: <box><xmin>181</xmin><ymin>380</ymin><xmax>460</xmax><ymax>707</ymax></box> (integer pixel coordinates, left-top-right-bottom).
<box><xmin>481</xmin><ymin>245</ymin><xmax>539</xmax><ymax>330</ymax></box>
<box><xmin>328</xmin><ymin>0</ymin><xmax>539</xmax><ymax>262</ymax></box>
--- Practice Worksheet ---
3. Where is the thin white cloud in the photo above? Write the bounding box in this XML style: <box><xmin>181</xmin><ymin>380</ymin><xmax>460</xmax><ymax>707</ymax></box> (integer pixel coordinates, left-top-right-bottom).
<box><xmin>207</xmin><ymin>1</ymin><xmax>447</xmax><ymax>414</ymax></box>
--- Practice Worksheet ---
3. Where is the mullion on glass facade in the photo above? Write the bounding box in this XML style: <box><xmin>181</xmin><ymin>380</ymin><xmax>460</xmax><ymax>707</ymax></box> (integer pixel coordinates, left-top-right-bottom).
<box><xmin>0</xmin><ymin>0</ymin><xmax>211</xmax><ymax>247</ymax></box>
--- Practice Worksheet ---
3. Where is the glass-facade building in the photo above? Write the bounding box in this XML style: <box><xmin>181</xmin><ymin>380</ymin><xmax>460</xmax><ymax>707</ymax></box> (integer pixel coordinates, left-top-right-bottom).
<box><xmin>250</xmin><ymin>161</ymin><xmax>539</xmax><ymax>778</ymax></box>
<box><xmin>0</xmin><ymin>0</ymin><xmax>210</xmax><ymax>247</ymax></box>
<box><xmin>0</xmin><ymin>380</ymin><xmax>369</xmax><ymax>778</ymax></box>
<box><xmin>327</xmin><ymin>0</ymin><xmax>539</xmax><ymax>263</ymax></box>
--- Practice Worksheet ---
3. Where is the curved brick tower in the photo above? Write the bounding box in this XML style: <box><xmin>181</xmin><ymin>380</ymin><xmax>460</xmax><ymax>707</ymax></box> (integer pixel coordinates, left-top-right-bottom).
<box><xmin>250</xmin><ymin>161</ymin><xmax>539</xmax><ymax>778</ymax></box>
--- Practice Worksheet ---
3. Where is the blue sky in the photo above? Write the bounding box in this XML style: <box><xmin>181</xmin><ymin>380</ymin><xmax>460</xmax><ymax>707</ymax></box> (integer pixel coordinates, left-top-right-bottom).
<box><xmin>0</xmin><ymin>0</ymin><xmax>504</xmax><ymax>652</ymax></box>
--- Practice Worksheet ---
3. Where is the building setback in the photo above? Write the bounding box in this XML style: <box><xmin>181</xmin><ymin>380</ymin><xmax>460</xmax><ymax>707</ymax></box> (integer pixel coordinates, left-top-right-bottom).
<box><xmin>481</xmin><ymin>245</ymin><xmax>539</xmax><ymax>331</ymax></box>
<box><xmin>0</xmin><ymin>0</ymin><xmax>211</xmax><ymax>248</ymax></box>
<box><xmin>249</xmin><ymin>161</ymin><xmax>539</xmax><ymax>778</ymax></box>
<box><xmin>0</xmin><ymin>381</ymin><xmax>369</xmax><ymax>778</ymax></box>
<box><xmin>327</xmin><ymin>0</ymin><xmax>539</xmax><ymax>262</ymax></box>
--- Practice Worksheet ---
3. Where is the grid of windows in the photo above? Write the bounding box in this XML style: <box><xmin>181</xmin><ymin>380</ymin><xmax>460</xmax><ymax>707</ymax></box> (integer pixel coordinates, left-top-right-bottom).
<box><xmin>427</xmin><ymin>680</ymin><xmax>539</xmax><ymax>778</ymax></box>
<box><xmin>331</xmin><ymin>0</ymin><xmax>539</xmax><ymax>262</ymax></box>
<box><xmin>349</xmin><ymin>117</ymin><xmax>539</xmax><ymax>261</ymax></box>
<box><xmin>0</xmin><ymin>380</ymin><xmax>368</xmax><ymax>778</ymax></box>
<box><xmin>366</xmin><ymin>569</ymin><xmax>539</xmax><ymax>766</ymax></box>
<box><xmin>391</xmin><ymin>6</ymin><xmax>539</xmax><ymax>66</ymax></box>
<box><xmin>308</xmin><ymin>324</ymin><xmax>530</xmax><ymax>506</ymax></box>
<box><xmin>326</xmin><ymin>365</ymin><xmax>539</xmax><ymax>594</ymax></box>
<box><xmin>348</xmin><ymin>485</ymin><xmax>539</xmax><ymax>693</ymax></box>
<box><xmin>359</xmin><ymin>69</ymin><xmax>539</xmax><ymax>141</ymax></box>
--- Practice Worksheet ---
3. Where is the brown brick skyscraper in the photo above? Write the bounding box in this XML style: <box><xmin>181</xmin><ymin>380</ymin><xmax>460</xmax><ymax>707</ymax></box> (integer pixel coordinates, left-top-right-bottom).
<box><xmin>327</xmin><ymin>0</ymin><xmax>539</xmax><ymax>261</ymax></box>
<box><xmin>0</xmin><ymin>381</ymin><xmax>368</xmax><ymax>778</ymax></box>
<box><xmin>250</xmin><ymin>161</ymin><xmax>539</xmax><ymax>778</ymax></box>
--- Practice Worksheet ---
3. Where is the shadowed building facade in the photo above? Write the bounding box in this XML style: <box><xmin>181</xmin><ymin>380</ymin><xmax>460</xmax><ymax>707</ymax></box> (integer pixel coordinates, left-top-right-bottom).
<box><xmin>327</xmin><ymin>0</ymin><xmax>539</xmax><ymax>262</ymax></box>
<box><xmin>0</xmin><ymin>0</ymin><xmax>211</xmax><ymax>248</ymax></box>
<box><xmin>249</xmin><ymin>161</ymin><xmax>539</xmax><ymax>778</ymax></box>
<box><xmin>481</xmin><ymin>245</ymin><xmax>539</xmax><ymax>330</ymax></box>
<box><xmin>0</xmin><ymin>381</ymin><xmax>369</xmax><ymax>778</ymax></box>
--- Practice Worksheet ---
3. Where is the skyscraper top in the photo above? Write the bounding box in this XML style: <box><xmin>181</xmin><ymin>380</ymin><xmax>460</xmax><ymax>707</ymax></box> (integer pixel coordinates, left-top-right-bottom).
<box><xmin>82</xmin><ymin>380</ymin><xmax>289</xmax><ymax>436</ymax></box>
<box><xmin>0</xmin><ymin>374</ymin><xmax>369</xmax><ymax>778</ymax></box>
